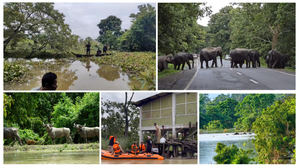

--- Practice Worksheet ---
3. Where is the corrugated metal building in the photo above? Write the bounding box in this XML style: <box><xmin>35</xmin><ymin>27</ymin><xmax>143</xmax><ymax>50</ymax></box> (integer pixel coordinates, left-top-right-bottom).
<box><xmin>132</xmin><ymin>92</ymin><xmax>198</xmax><ymax>143</ymax></box>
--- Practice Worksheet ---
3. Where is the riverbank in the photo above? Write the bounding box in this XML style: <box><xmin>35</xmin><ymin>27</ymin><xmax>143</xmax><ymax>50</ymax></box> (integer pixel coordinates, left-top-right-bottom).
<box><xmin>4</xmin><ymin>143</ymin><xmax>99</xmax><ymax>152</ymax></box>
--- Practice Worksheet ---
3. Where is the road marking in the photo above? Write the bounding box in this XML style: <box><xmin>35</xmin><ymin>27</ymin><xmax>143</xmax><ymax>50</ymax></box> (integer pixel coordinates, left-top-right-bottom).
<box><xmin>263</xmin><ymin>68</ymin><xmax>295</xmax><ymax>77</ymax></box>
<box><xmin>229</xmin><ymin>68</ymin><xmax>233</xmax><ymax>70</ymax></box>
<box><xmin>237</xmin><ymin>72</ymin><xmax>242</xmax><ymax>75</ymax></box>
<box><xmin>250</xmin><ymin>79</ymin><xmax>258</xmax><ymax>84</ymax></box>
<box><xmin>184</xmin><ymin>67</ymin><xmax>198</xmax><ymax>90</ymax></box>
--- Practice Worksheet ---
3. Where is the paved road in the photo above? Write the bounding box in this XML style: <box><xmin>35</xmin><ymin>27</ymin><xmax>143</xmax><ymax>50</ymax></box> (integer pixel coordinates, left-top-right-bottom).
<box><xmin>187</xmin><ymin>60</ymin><xmax>295</xmax><ymax>90</ymax></box>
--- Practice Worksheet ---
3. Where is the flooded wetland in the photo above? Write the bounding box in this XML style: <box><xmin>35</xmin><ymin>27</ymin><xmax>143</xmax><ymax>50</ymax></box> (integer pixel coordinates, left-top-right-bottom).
<box><xmin>4</xmin><ymin>57</ymin><xmax>146</xmax><ymax>90</ymax></box>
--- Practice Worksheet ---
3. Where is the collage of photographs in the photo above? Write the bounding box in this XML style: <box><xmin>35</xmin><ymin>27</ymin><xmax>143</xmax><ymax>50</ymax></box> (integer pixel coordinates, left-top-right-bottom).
<box><xmin>2</xmin><ymin>1</ymin><xmax>296</xmax><ymax>166</ymax></box>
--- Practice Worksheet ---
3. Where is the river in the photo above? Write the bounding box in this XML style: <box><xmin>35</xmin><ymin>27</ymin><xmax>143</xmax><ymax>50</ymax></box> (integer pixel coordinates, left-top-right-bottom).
<box><xmin>4</xmin><ymin>58</ymin><xmax>143</xmax><ymax>90</ymax></box>
<box><xmin>199</xmin><ymin>133</ymin><xmax>256</xmax><ymax>164</ymax></box>
<box><xmin>4</xmin><ymin>150</ymin><xmax>99</xmax><ymax>164</ymax></box>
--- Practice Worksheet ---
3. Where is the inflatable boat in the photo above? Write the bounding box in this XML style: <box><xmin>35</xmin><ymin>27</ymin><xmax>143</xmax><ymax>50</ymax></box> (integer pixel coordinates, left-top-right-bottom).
<box><xmin>101</xmin><ymin>150</ymin><xmax>164</xmax><ymax>160</ymax></box>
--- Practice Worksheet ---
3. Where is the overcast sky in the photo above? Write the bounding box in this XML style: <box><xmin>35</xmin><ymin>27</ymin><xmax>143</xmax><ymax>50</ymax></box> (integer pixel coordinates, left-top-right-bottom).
<box><xmin>197</xmin><ymin>2</ymin><xmax>231</xmax><ymax>26</ymax></box>
<box><xmin>101</xmin><ymin>92</ymin><xmax>160</xmax><ymax>103</ymax></box>
<box><xmin>54</xmin><ymin>3</ymin><xmax>156</xmax><ymax>40</ymax></box>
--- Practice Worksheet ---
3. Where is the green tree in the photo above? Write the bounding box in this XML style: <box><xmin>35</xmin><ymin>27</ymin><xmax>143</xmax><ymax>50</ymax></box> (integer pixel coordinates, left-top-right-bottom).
<box><xmin>4</xmin><ymin>3</ymin><xmax>73</xmax><ymax>57</ymax></box>
<box><xmin>234</xmin><ymin>94</ymin><xmax>275</xmax><ymax>131</ymax></box>
<box><xmin>252</xmin><ymin>95</ymin><xmax>295</xmax><ymax>164</ymax></box>
<box><xmin>158</xmin><ymin>3</ymin><xmax>211</xmax><ymax>55</ymax></box>
<box><xmin>118</xmin><ymin>4</ymin><xmax>156</xmax><ymax>52</ymax></box>
<box><xmin>213</xmin><ymin>142</ymin><xmax>254</xmax><ymax>164</ymax></box>
<box><xmin>207</xmin><ymin>6</ymin><xmax>234</xmax><ymax>54</ymax></box>
<box><xmin>97</xmin><ymin>15</ymin><xmax>122</xmax><ymax>49</ymax></box>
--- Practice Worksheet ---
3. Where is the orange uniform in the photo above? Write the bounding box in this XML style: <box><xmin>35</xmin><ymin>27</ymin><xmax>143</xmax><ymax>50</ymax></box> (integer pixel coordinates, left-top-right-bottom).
<box><xmin>139</xmin><ymin>143</ymin><xmax>146</xmax><ymax>152</ymax></box>
<box><xmin>113</xmin><ymin>143</ymin><xmax>121</xmax><ymax>154</ymax></box>
<box><xmin>131</xmin><ymin>144</ymin><xmax>139</xmax><ymax>154</ymax></box>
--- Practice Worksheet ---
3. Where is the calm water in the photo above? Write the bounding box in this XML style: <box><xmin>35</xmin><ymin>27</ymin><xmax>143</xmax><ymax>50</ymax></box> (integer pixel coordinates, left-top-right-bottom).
<box><xmin>200</xmin><ymin>133</ymin><xmax>256</xmax><ymax>164</ymax></box>
<box><xmin>102</xmin><ymin>158</ymin><xmax>197</xmax><ymax>164</ymax></box>
<box><xmin>4</xmin><ymin>58</ymin><xmax>143</xmax><ymax>90</ymax></box>
<box><xmin>4</xmin><ymin>150</ymin><xmax>99</xmax><ymax>164</ymax></box>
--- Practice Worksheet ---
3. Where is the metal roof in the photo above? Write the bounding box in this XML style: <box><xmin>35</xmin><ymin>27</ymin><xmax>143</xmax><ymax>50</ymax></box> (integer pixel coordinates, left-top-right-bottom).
<box><xmin>132</xmin><ymin>93</ymin><xmax>173</xmax><ymax>106</ymax></box>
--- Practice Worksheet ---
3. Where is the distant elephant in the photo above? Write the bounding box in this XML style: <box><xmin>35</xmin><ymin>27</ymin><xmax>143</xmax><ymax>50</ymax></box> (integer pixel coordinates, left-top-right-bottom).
<box><xmin>267</xmin><ymin>50</ymin><xmax>289</xmax><ymax>69</ymax></box>
<box><xmin>158</xmin><ymin>54</ymin><xmax>174</xmax><ymax>72</ymax></box>
<box><xmin>173</xmin><ymin>52</ymin><xmax>194</xmax><ymax>70</ymax></box>
<box><xmin>230</xmin><ymin>48</ymin><xmax>253</xmax><ymax>68</ymax></box>
<box><xmin>199</xmin><ymin>47</ymin><xmax>223</xmax><ymax>68</ymax></box>
<box><xmin>249</xmin><ymin>50</ymin><xmax>260</xmax><ymax>68</ymax></box>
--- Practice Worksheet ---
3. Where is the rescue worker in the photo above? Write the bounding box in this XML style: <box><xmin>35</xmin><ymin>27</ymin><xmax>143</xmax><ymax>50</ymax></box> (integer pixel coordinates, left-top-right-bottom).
<box><xmin>112</xmin><ymin>141</ymin><xmax>123</xmax><ymax>154</ymax></box>
<box><xmin>146</xmin><ymin>136</ymin><xmax>153</xmax><ymax>153</ymax></box>
<box><xmin>131</xmin><ymin>142</ymin><xmax>139</xmax><ymax>155</ymax></box>
<box><xmin>109</xmin><ymin>135</ymin><xmax>116</xmax><ymax>153</ymax></box>
<box><xmin>139</xmin><ymin>141</ymin><xmax>146</xmax><ymax>153</ymax></box>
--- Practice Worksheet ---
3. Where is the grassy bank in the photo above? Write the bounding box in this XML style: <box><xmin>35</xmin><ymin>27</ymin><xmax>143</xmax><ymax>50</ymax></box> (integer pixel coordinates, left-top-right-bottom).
<box><xmin>4</xmin><ymin>143</ymin><xmax>99</xmax><ymax>153</ymax></box>
<box><xmin>158</xmin><ymin>64</ymin><xmax>181</xmax><ymax>79</ymax></box>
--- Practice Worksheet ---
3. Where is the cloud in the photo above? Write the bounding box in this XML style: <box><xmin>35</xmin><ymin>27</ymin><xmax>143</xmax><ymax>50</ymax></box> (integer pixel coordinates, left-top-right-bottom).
<box><xmin>54</xmin><ymin>2</ymin><xmax>156</xmax><ymax>40</ymax></box>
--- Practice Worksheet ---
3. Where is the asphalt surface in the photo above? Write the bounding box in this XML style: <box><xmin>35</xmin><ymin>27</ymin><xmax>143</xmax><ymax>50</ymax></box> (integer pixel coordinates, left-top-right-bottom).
<box><xmin>158</xmin><ymin>59</ymin><xmax>295</xmax><ymax>90</ymax></box>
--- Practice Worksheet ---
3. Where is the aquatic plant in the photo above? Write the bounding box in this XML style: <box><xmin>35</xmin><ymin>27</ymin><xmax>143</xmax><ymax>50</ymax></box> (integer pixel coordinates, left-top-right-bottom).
<box><xmin>92</xmin><ymin>51</ymin><xmax>156</xmax><ymax>90</ymax></box>
<box><xmin>4</xmin><ymin>61</ymin><xmax>29</xmax><ymax>83</ymax></box>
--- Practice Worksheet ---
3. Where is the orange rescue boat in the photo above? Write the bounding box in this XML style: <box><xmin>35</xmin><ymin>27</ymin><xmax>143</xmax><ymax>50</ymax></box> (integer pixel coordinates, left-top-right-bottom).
<box><xmin>101</xmin><ymin>150</ymin><xmax>164</xmax><ymax>160</ymax></box>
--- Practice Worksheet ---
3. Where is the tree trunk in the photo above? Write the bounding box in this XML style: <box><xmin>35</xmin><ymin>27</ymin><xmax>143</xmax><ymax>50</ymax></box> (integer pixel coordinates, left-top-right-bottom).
<box><xmin>270</xmin><ymin>25</ymin><xmax>279</xmax><ymax>50</ymax></box>
<box><xmin>124</xmin><ymin>92</ymin><xmax>134</xmax><ymax>138</ymax></box>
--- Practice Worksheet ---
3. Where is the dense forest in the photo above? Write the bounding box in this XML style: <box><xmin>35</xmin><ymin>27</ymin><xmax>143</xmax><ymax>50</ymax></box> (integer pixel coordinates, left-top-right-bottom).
<box><xmin>3</xmin><ymin>92</ymin><xmax>99</xmax><ymax>145</ymax></box>
<box><xmin>200</xmin><ymin>94</ymin><xmax>292</xmax><ymax>131</ymax></box>
<box><xmin>158</xmin><ymin>3</ymin><xmax>295</xmax><ymax>69</ymax></box>
<box><xmin>200</xmin><ymin>94</ymin><xmax>295</xmax><ymax>164</ymax></box>
<box><xmin>4</xmin><ymin>3</ymin><xmax>156</xmax><ymax>58</ymax></box>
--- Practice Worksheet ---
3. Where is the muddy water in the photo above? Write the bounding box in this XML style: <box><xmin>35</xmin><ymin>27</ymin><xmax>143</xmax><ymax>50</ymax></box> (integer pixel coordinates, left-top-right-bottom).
<box><xmin>4</xmin><ymin>58</ymin><xmax>143</xmax><ymax>90</ymax></box>
<box><xmin>4</xmin><ymin>150</ymin><xmax>99</xmax><ymax>164</ymax></box>
<box><xmin>200</xmin><ymin>133</ymin><xmax>256</xmax><ymax>164</ymax></box>
<box><xmin>102</xmin><ymin>158</ymin><xmax>198</xmax><ymax>164</ymax></box>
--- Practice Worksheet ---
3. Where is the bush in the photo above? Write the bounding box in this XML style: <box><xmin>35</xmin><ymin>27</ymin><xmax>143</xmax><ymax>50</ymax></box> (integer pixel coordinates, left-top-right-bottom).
<box><xmin>213</xmin><ymin>142</ymin><xmax>254</xmax><ymax>164</ymax></box>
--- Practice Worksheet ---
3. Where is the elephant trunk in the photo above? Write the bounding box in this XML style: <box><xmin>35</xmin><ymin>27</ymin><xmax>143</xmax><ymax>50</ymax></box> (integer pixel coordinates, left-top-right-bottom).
<box><xmin>220</xmin><ymin>54</ymin><xmax>223</xmax><ymax>66</ymax></box>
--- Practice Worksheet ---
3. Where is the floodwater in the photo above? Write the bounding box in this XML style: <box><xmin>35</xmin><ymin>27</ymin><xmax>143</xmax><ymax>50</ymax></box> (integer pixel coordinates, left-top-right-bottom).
<box><xmin>4</xmin><ymin>58</ymin><xmax>143</xmax><ymax>90</ymax></box>
<box><xmin>102</xmin><ymin>158</ymin><xmax>198</xmax><ymax>164</ymax></box>
<box><xmin>4</xmin><ymin>150</ymin><xmax>99</xmax><ymax>164</ymax></box>
<box><xmin>200</xmin><ymin>133</ymin><xmax>256</xmax><ymax>164</ymax></box>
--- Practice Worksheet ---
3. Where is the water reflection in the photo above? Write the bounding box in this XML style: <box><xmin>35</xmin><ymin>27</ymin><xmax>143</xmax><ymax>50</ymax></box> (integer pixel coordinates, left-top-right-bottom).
<box><xmin>4</xmin><ymin>58</ymin><xmax>144</xmax><ymax>90</ymax></box>
<box><xmin>4</xmin><ymin>150</ymin><xmax>99</xmax><ymax>164</ymax></box>
<box><xmin>97</xmin><ymin>65</ymin><xmax>121</xmax><ymax>81</ymax></box>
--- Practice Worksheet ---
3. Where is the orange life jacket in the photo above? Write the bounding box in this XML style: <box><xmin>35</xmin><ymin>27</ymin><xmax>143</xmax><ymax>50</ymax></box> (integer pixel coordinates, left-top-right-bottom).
<box><xmin>113</xmin><ymin>143</ymin><xmax>121</xmax><ymax>153</ymax></box>
<box><xmin>139</xmin><ymin>144</ymin><xmax>145</xmax><ymax>151</ymax></box>
<box><xmin>109</xmin><ymin>136</ymin><xmax>116</xmax><ymax>144</ymax></box>
<box><xmin>131</xmin><ymin>144</ymin><xmax>139</xmax><ymax>154</ymax></box>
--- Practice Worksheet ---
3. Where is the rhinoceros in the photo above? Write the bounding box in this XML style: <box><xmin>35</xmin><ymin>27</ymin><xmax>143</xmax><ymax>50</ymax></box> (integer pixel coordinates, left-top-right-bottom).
<box><xmin>4</xmin><ymin>127</ymin><xmax>23</xmax><ymax>146</ymax></box>
<box><xmin>73</xmin><ymin>123</ymin><xmax>99</xmax><ymax>143</ymax></box>
<box><xmin>43</xmin><ymin>123</ymin><xmax>73</xmax><ymax>145</ymax></box>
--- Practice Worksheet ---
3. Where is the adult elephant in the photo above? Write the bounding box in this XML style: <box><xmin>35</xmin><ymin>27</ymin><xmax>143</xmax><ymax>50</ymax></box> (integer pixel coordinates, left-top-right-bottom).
<box><xmin>230</xmin><ymin>48</ymin><xmax>253</xmax><ymax>68</ymax></box>
<box><xmin>199</xmin><ymin>47</ymin><xmax>223</xmax><ymax>68</ymax></box>
<box><xmin>158</xmin><ymin>54</ymin><xmax>174</xmax><ymax>72</ymax></box>
<box><xmin>173</xmin><ymin>52</ymin><xmax>194</xmax><ymax>70</ymax></box>
<box><xmin>249</xmin><ymin>50</ymin><xmax>260</xmax><ymax>68</ymax></box>
<box><xmin>267</xmin><ymin>50</ymin><xmax>289</xmax><ymax>69</ymax></box>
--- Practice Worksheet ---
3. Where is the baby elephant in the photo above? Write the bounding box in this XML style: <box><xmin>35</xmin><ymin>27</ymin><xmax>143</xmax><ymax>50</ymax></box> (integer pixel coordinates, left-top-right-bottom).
<box><xmin>4</xmin><ymin>127</ymin><xmax>23</xmax><ymax>146</ymax></box>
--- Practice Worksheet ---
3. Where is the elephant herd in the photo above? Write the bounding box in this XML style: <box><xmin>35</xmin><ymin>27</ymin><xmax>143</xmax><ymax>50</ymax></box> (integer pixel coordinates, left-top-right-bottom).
<box><xmin>158</xmin><ymin>52</ymin><xmax>194</xmax><ymax>72</ymax></box>
<box><xmin>158</xmin><ymin>47</ymin><xmax>289</xmax><ymax>71</ymax></box>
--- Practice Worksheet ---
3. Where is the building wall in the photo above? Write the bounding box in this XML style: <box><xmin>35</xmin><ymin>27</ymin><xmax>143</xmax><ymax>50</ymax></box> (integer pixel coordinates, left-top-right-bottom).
<box><xmin>140</xmin><ymin>93</ymin><xmax>197</xmax><ymax>127</ymax></box>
